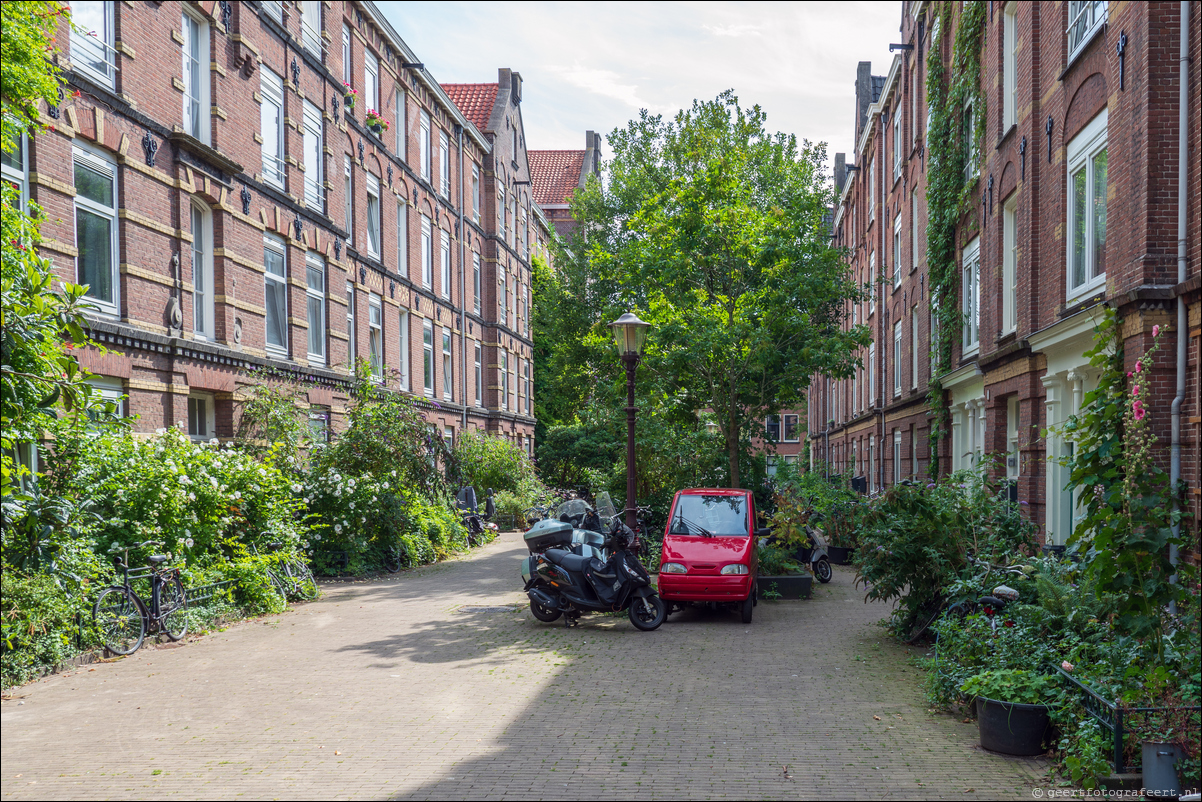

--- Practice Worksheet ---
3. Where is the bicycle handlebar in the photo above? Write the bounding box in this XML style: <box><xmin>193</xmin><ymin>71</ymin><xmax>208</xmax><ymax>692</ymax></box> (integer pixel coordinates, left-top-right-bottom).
<box><xmin>138</xmin><ymin>540</ymin><xmax>164</xmax><ymax>549</ymax></box>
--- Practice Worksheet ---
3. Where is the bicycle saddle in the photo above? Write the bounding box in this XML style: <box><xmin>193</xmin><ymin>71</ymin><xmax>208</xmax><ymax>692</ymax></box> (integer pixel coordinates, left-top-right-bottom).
<box><xmin>148</xmin><ymin>555</ymin><xmax>169</xmax><ymax>564</ymax></box>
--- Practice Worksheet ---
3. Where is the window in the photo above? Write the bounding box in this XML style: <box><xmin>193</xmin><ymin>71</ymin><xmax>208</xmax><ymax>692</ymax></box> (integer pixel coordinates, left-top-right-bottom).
<box><xmin>444</xmin><ymin>426</ymin><xmax>454</xmax><ymax>449</ymax></box>
<box><xmin>300</xmin><ymin>0</ymin><xmax>322</xmax><ymax>58</ymax></box>
<box><xmin>264</xmin><ymin>236</ymin><xmax>288</xmax><ymax>354</ymax></box>
<box><xmin>962</xmin><ymin>236</ymin><xmax>980</xmax><ymax>354</ymax></box>
<box><xmin>893</xmin><ymin>321</ymin><xmax>903</xmax><ymax>396</ymax></box>
<box><xmin>181</xmin><ymin>9</ymin><xmax>209</xmax><ymax>144</ymax></box>
<box><xmin>501</xmin><ymin>352</ymin><xmax>509</xmax><ymax>410</ymax></box>
<box><xmin>499</xmin><ymin>274</ymin><xmax>507</xmax><ymax>325</ymax></box>
<box><xmin>525</xmin><ymin>361</ymin><xmax>531</xmax><ymax>414</ymax></box>
<box><xmin>365</xmin><ymin>173</ymin><xmax>380</xmax><ymax>257</ymax></box>
<box><xmin>474</xmin><ymin>343</ymin><xmax>482</xmax><ymax>406</ymax></box>
<box><xmin>398</xmin><ymin>310</ymin><xmax>410</xmax><ymax>390</ymax></box>
<box><xmin>306</xmin><ymin>255</ymin><xmax>326</xmax><ymax>364</ymax></box>
<box><xmin>395</xmin><ymin>89</ymin><xmax>407</xmax><ymax>158</ymax></box>
<box><xmin>308</xmin><ymin>405</ymin><xmax>330</xmax><ymax>444</ymax></box>
<box><xmin>1003</xmin><ymin>195</ymin><xmax>1018</xmax><ymax>333</ymax></box>
<box><xmin>73</xmin><ymin>147</ymin><xmax>118</xmax><ymax>313</ymax></box>
<box><xmin>911</xmin><ymin>188</ymin><xmax>920</xmax><ymax>267</ymax></box>
<box><xmin>263</xmin><ymin>1</ymin><xmax>283</xmax><ymax>23</ymax></box>
<box><xmin>346</xmin><ymin>281</ymin><xmax>356</xmax><ymax>365</ymax></box>
<box><xmin>397</xmin><ymin>202</ymin><xmax>408</xmax><ymax>274</ymax></box>
<box><xmin>911</xmin><ymin>305</ymin><xmax>919</xmax><ymax>389</ymax></box>
<box><xmin>868</xmin><ymin>342</ymin><xmax>876</xmax><ymax>405</ymax></box>
<box><xmin>766</xmin><ymin>415</ymin><xmax>781</xmax><ymax>442</ymax></box>
<box><xmin>868</xmin><ymin>158</ymin><xmax>875</xmax><ymax>222</ymax></box>
<box><xmin>472</xmin><ymin>253</ymin><xmax>482</xmax><ymax>314</ymax></box>
<box><xmin>963</xmin><ymin>100</ymin><xmax>978</xmax><ymax>182</ymax></box>
<box><xmin>440</xmin><ymin>231</ymin><xmax>451</xmax><ymax>298</ymax></box>
<box><xmin>472</xmin><ymin>165</ymin><xmax>481</xmax><ymax>223</ymax></box>
<box><xmin>1003</xmin><ymin>2</ymin><xmax>1018</xmax><ymax>130</ymax></box>
<box><xmin>420</xmin><ymin>215</ymin><xmax>432</xmax><ymax>287</ymax></box>
<box><xmin>439</xmin><ymin>130</ymin><xmax>450</xmax><ymax>198</ymax></box>
<box><xmin>71</xmin><ymin>1</ymin><xmax>116</xmax><ymax>88</ymax></box>
<box><xmin>1067</xmin><ymin>110</ymin><xmax>1108</xmax><ymax>298</ymax></box>
<box><xmin>419</xmin><ymin>110</ymin><xmax>431</xmax><ymax>182</ymax></box>
<box><xmin>1067</xmin><ymin>0</ymin><xmax>1107</xmax><ymax>59</ymax></box>
<box><xmin>188</xmin><ymin>395</ymin><xmax>215</xmax><ymax>441</ymax></box>
<box><xmin>1</xmin><ymin>133</ymin><xmax>28</xmax><ymax>210</ymax></box>
<box><xmin>893</xmin><ymin>213</ymin><xmax>902</xmax><ymax>287</ymax></box>
<box><xmin>499</xmin><ymin>187</ymin><xmax>507</xmax><ymax>239</ymax></box>
<box><xmin>892</xmin><ymin>104</ymin><xmax>902</xmax><ymax>181</ymax></box>
<box><xmin>520</xmin><ymin>207</ymin><xmax>528</xmax><ymax>258</ymax></box>
<box><xmin>261</xmin><ymin>68</ymin><xmax>285</xmax><ymax>188</ymax></box>
<box><xmin>930</xmin><ymin>297</ymin><xmax>941</xmax><ymax>374</ymax></box>
<box><xmin>422</xmin><ymin>321</ymin><xmax>434</xmax><ymax>396</ymax></box>
<box><xmin>766</xmin><ymin>455</ymin><xmax>778</xmax><ymax>477</ymax></box>
<box><xmin>190</xmin><ymin>200</ymin><xmax>213</xmax><ymax>339</ymax></box>
<box><xmin>868</xmin><ymin>435</ymin><xmax>875</xmax><ymax>492</ymax></box>
<box><xmin>341</xmin><ymin>24</ymin><xmax>351</xmax><ymax>85</ymax></box>
<box><xmin>442</xmin><ymin>330</ymin><xmax>453</xmax><ymax>400</ymax></box>
<box><xmin>783</xmin><ymin>414</ymin><xmax>799</xmax><ymax>442</ymax></box>
<box><xmin>868</xmin><ymin>252</ymin><xmax>876</xmax><ymax>314</ymax></box>
<box><xmin>343</xmin><ymin>155</ymin><xmax>353</xmax><ymax>244</ymax></box>
<box><xmin>364</xmin><ymin>50</ymin><xmax>378</xmax><ymax>115</ymax></box>
<box><xmin>368</xmin><ymin>293</ymin><xmax>382</xmax><ymax>379</ymax></box>
<box><xmin>303</xmin><ymin>101</ymin><xmax>323</xmax><ymax>209</ymax></box>
<box><xmin>893</xmin><ymin>430</ymin><xmax>902</xmax><ymax>485</ymax></box>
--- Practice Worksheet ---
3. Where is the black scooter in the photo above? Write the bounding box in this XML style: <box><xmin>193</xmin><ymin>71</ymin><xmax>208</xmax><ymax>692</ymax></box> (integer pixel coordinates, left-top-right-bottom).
<box><xmin>523</xmin><ymin>518</ymin><xmax>667</xmax><ymax>631</ymax></box>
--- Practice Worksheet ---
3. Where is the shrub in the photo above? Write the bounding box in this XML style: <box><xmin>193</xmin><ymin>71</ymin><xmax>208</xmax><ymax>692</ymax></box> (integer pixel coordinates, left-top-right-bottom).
<box><xmin>452</xmin><ymin>429</ymin><xmax>538</xmax><ymax>495</ymax></box>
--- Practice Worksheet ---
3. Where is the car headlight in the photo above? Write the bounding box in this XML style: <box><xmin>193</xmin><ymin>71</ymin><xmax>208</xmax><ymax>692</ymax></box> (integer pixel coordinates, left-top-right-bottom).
<box><xmin>720</xmin><ymin>564</ymin><xmax>749</xmax><ymax>575</ymax></box>
<box><xmin>660</xmin><ymin>562</ymin><xmax>687</xmax><ymax>574</ymax></box>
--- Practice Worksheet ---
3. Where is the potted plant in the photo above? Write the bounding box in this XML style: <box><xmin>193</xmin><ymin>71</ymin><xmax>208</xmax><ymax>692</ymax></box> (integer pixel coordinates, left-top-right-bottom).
<box><xmin>961</xmin><ymin>669</ymin><xmax>1062</xmax><ymax>756</ymax></box>
<box><xmin>342</xmin><ymin>83</ymin><xmax>357</xmax><ymax>111</ymax></box>
<box><xmin>824</xmin><ymin>500</ymin><xmax>860</xmax><ymax>565</ymax></box>
<box><xmin>365</xmin><ymin>109</ymin><xmax>388</xmax><ymax>137</ymax></box>
<box><xmin>755</xmin><ymin>540</ymin><xmax>811</xmax><ymax>600</ymax></box>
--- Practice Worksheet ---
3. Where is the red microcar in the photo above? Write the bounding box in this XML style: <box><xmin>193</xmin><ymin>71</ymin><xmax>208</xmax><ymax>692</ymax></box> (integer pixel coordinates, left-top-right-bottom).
<box><xmin>657</xmin><ymin>488</ymin><xmax>759</xmax><ymax>623</ymax></box>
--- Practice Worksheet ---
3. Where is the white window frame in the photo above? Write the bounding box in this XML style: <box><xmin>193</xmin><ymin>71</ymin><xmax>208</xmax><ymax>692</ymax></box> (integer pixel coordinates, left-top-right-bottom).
<box><xmin>1004</xmin><ymin>2</ymin><xmax>1018</xmax><ymax>130</ymax></box>
<box><xmin>420</xmin><ymin>215</ymin><xmax>432</xmax><ymax>288</ymax></box>
<box><xmin>868</xmin><ymin>342</ymin><xmax>876</xmax><ymax>406</ymax></box>
<box><xmin>1066</xmin><ymin>109</ymin><xmax>1108</xmax><ymax>301</ymax></box>
<box><xmin>892</xmin><ymin>105</ymin><xmax>902</xmax><ymax>181</ymax></box>
<box><xmin>782</xmin><ymin>413</ymin><xmax>799</xmax><ymax>443</ymax></box>
<box><xmin>525</xmin><ymin>361</ymin><xmax>531</xmax><ymax>414</ymax></box>
<box><xmin>499</xmin><ymin>273</ymin><xmax>507</xmax><ymax>325</ymax></box>
<box><xmin>346</xmin><ymin>281</ymin><xmax>356</xmax><ymax>365</ymax></box>
<box><xmin>1</xmin><ymin>132</ymin><xmax>29</xmax><ymax>210</ymax></box>
<box><xmin>963</xmin><ymin>99</ymin><xmax>978</xmax><ymax>182</ymax></box>
<box><xmin>181</xmin><ymin>8</ymin><xmax>210</xmax><ymax>144</ymax></box>
<box><xmin>187</xmin><ymin>393</ymin><xmax>216</xmax><ymax>442</ymax></box>
<box><xmin>397</xmin><ymin>201</ymin><xmax>408</xmax><ymax>275</ymax></box>
<box><xmin>439</xmin><ymin>130</ymin><xmax>450</xmax><ymax>198</ymax></box>
<box><xmin>261</xmin><ymin>68</ymin><xmax>285</xmax><ymax>189</ymax></box>
<box><xmin>368</xmin><ymin>293</ymin><xmax>383</xmax><ymax>379</ymax></box>
<box><xmin>911</xmin><ymin>187</ymin><xmax>920</xmax><ymax>268</ymax></box>
<box><xmin>364</xmin><ymin>50</ymin><xmax>379</xmax><ymax>115</ymax></box>
<box><xmin>419</xmin><ymin>110</ymin><xmax>431</xmax><ymax>182</ymax></box>
<box><xmin>501</xmin><ymin>352</ymin><xmax>509</xmax><ymax>410</ymax></box>
<box><xmin>893</xmin><ymin>320</ymin><xmax>903</xmax><ymax>396</ymax></box>
<box><xmin>1003</xmin><ymin>195</ymin><xmax>1018</xmax><ymax>333</ymax></box>
<box><xmin>70</xmin><ymin>1</ymin><xmax>117</xmax><ymax>88</ymax></box>
<box><xmin>868</xmin><ymin>158</ymin><xmax>875</xmax><ymax>222</ymax></box>
<box><xmin>395</xmin><ymin>89</ymin><xmax>407</xmax><ymax>159</ymax></box>
<box><xmin>422</xmin><ymin>320</ymin><xmax>434</xmax><ymax>396</ymax></box>
<box><xmin>365</xmin><ymin>172</ymin><xmax>381</xmax><ymax>258</ymax></box>
<box><xmin>472</xmin><ymin>253</ymin><xmax>482</xmax><ymax>314</ymax></box>
<box><xmin>911</xmin><ymin>306</ymin><xmax>919</xmax><ymax>389</ymax></box>
<box><xmin>300</xmin><ymin>0</ymin><xmax>322</xmax><ymax>59</ymax></box>
<box><xmin>1067</xmin><ymin>0</ymin><xmax>1107</xmax><ymax>61</ymax></box>
<box><xmin>962</xmin><ymin>236</ymin><xmax>981</xmax><ymax>356</ymax></box>
<box><xmin>868</xmin><ymin>252</ymin><xmax>876</xmax><ymax>314</ymax></box>
<box><xmin>440</xmin><ymin>231</ymin><xmax>451</xmax><ymax>299</ymax></box>
<box><xmin>190</xmin><ymin>199</ymin><xmax>214</xmax><ymax>340</ymax></box>
<box><xmin>343</xmin><ymin>155</ymin><xmax>353</xmax><ymax>245</ymax></box>
<box><xmin>73</xmin><ymin>145</ymin><xmax>119</xmax><ymax>315</ymax></box>
<box><xmin>263</xmin><ymin>1</ymin><xmax>283</xmax><ymax>23</ymax></box>
<box><xmin>893</xmin><ymin>213</ymin><xmax>902</xmax><ymax>287</ymax></box>
<box><xmin>442</xmin><ymin>329</ymin><xmax>453</xmax><ymax>400</ymax></box>
<box><xmin>1006</xmin><ymin>395</ymin><xmax>1021</xmax><ymax>479</ymax></box>
<box><xmin>398</xmin><ymin>310</ymin><xmax>410</xmax><ymax>390</ymax></box>
<box><xmin>263</xmin><ymin>234</ymin><xmax>288</xmax><ymax>356</ymax></box>
<box><xmin>474</xmin><ymin>342</ymin><xmax>483</xmax><ymax>406</ymax></box>
<box><xmin>472</xmin><ymin>165</ymin><xmax>481</xmax><ymax>223</ymax></box>
<box><xmin>303</xmin><ymin>100</ymin><xmax>324</xmax><ymax>209</ymax></box>
<box><xmin>341</xmin><ymin>24</ymin><xmax>352</xmax><ymax>85</ymax></box>
<box><xmin>305</xmin><ymin>254</ymin><xmax>326</xmax><ymax>364</ymax></box>
<box><xmin>893</xmin><ymin>429</ymin><xmax>902</xmax><ymax>485</ymax></box>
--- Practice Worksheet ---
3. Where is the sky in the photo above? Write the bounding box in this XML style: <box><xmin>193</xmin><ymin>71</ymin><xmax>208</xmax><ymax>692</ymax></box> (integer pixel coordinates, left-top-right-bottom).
<box><xmin>378</xmin><ymin>1</ymin><xmax>903</xmax><ymax>167</ymax></box>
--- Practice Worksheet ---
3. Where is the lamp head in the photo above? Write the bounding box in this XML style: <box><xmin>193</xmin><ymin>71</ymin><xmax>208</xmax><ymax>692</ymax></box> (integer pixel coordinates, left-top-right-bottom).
<box><xmin>608</xmin><ymin>312</ymin><xmax>651</xmax><ymax>357</ymax></box>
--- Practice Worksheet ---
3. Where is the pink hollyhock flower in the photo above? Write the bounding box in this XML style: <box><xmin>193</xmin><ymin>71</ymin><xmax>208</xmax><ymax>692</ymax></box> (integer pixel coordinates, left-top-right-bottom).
<box><xmin>1153</xmin><ymin>324</ymin><xmax>1160</xmax><ymax>337</ymax></box>
<box><xmin>1133</xmin><ymin>385</ymin><xmax>1140</xmax><ymax>397</ymax></box>
<box><xmin>1062</xmin><ymin>661</ymin><xmax>1074</xmax><ymax>672</ymax></box>
<box><xmin>1128</xmin><ymin>372</ymin><xmax>1134</xmax><ymax>378</ymax></box>
<box><xmin>1133</xmin><ymin>401</ymin><xmax>1146</xmax><ymax>421</ymax></box>
<box><xmin>1136</xmin><ymin>359</ymin><xmax>1143</xmax><ymax>373</ymax></box>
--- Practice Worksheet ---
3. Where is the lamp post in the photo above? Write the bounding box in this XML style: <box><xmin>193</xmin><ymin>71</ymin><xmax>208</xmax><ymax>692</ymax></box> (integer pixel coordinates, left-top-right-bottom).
<box><xmin>608</xmin><ymin>312</ymin><xmax>651</xmax><ymax>530</ymax></box>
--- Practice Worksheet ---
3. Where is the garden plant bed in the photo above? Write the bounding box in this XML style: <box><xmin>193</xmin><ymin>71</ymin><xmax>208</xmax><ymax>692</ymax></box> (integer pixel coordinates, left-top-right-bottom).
<box><xmin>758</xmin><ymin>574</ymin><xmax>812</xmax><ymax>600</ymax></box>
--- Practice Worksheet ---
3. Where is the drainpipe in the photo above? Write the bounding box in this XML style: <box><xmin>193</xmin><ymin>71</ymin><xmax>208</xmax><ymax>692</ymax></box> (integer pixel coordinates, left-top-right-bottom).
<box><xmin>1169</xmin><ymin>0</ymin><xmax>1191</xmax><ymax>601</ymax></box>
<box><xmin>458</xmin><ymin>124</ymin><xmax>468</xmax><ymax>431</ymax></box>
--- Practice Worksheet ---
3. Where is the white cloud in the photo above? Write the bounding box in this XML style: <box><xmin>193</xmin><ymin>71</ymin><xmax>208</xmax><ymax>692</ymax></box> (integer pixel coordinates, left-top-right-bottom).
<box><xmin>703</xmin><ymin>23</ymin><xmax>763</xmax><ymax>37</ymax></box>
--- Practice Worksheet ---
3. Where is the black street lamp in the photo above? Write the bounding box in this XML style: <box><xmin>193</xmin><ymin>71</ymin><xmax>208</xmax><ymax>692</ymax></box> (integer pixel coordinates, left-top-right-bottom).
<box><xmin>608</xmin><ymin>312</ymin><xmax>651</xmax><ymax>530</ymax></box>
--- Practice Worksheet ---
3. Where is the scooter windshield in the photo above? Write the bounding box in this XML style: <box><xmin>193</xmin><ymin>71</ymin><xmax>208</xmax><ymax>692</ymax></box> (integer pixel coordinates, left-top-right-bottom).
<box><xmin>595</xmin><ymin>492</ymin><xmax>618</xmax><ymax>522</ymax></box>
<box><xmin>671</xmin><ymin>495</ymin><xmax>748</xmax><ymax>536</ymax></box>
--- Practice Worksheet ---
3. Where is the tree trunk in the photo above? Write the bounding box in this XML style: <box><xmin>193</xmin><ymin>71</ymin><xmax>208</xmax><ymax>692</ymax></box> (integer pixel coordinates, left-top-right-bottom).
<box><xmin>727</xmin><ymin>423</ymin><xmax>740</xmax><ymax>489</ymax></box>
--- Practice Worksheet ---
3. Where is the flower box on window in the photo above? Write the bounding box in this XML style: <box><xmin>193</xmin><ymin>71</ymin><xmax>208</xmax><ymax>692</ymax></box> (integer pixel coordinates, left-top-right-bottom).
<box><xmin>365</xmin><ymin>109</ymin><xmax>389</xmax><ymax>137</ymax></box>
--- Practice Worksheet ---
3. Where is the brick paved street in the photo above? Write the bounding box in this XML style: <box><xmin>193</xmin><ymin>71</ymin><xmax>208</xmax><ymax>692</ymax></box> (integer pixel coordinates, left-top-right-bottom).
<box><xmin>1</xmin><ymin>531</ymin><xmax>1047</xmax><ymax>800</ymax></box>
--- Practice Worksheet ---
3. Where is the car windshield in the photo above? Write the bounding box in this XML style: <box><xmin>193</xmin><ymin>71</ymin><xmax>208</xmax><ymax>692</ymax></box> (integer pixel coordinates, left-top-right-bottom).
<box><xmin>670</xmin><ymin>494</ymin><xmax>748</xmax><ymax>537</ymax></box>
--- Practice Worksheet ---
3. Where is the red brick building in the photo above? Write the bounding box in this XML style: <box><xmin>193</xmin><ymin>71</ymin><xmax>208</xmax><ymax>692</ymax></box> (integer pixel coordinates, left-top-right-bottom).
<box><xmin>809</xmin><ymin>0</ymin><xmax>1200</xmax><ymax>546</ymax></box>
<box><xmin>528</xmin><ymin>131</ymin><xmax>602</xmax><ymax>241</ymax></box>
<box><xmin>20</xmin><ymin>0</ymin><xmax>540</xmax><ymax>453</ymax></box>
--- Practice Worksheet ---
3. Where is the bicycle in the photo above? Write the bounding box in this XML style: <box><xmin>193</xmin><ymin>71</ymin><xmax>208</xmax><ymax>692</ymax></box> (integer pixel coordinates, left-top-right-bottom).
<box><xmin>253</xmin><ymin>539</ymin><xmax>320</xmax><ymax>602</ymax></box>
<box><xmin>92</xmin><ymin>541</ymin><xmax>188</xmax><ymax>656</ymax></box>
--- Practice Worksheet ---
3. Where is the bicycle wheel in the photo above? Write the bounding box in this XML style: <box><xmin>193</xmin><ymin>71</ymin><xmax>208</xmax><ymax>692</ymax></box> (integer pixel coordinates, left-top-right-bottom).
<box><xmin>382</xmin><ymin>547</ymin><xmax>402</xmax><ymax>573</ymax></box>
<box><xmin>93</xmin><ymin>586</ymin><xmax>146</xmax><ymax>655</ymax></box>
<box><xmin>267</xmin><ymin>570</ymin><xmax>289</xmax><ymax>608</ymax></box>
<box><xmin>291</xmin><ymin>560</ymin><xmax>320</xmax><ymax>600</ymax></box>
<box><xmin>159</xmin><ymin>577</ymin><xmax>188</xmax><ymax>641</ymax></box>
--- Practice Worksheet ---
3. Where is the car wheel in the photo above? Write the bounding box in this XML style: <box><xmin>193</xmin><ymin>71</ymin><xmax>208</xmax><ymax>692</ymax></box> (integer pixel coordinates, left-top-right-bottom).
<box><xmin>740</xmin><ymin>592</ymin><xmax>754</xmax><ymax>624</ymax></box>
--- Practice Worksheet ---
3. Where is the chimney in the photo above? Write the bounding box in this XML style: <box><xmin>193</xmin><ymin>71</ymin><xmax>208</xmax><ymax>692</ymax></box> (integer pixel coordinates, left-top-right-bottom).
<box><xmin>834</xmin><ymin>152</ymin><xmax>847</xmax><ymax>193</ymax></box>
<box><xmin>855</xmin><ymin>61</ymin><xmax>873</xmax><ymax>144</ymax></box>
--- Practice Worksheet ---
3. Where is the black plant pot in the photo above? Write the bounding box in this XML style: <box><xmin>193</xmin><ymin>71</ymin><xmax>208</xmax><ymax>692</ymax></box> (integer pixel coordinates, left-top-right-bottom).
<box><xmin>1141</xmin><ymin>742</ymin><xmax>1184</xmax><ymax>797</ymax></box>
<box><xmin>975</xmin><ymin>696</ymin><xmax>1050</xmax><ymax>756</ymax></box>
<box><xmin>368</xmin><ymin>122</ymin><xmax>383</xmax><ymax>136</ymax></box>
<box><xmin>757</xmin><ymin>574</ymin><xmax>812</xmax><ymax>600</ymax></box>
<box><xmin>828</xmin><ymin>546</ymin><xmax>855</xmax><ymax>565</ymax></box>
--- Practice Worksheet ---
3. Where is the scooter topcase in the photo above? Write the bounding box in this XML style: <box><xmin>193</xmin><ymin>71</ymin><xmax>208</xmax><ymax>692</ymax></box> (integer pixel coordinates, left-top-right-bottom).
<box><xmin>524</xmin><ymin>519</ymin><xmax>574</xmax><ymax>552</ymax></box>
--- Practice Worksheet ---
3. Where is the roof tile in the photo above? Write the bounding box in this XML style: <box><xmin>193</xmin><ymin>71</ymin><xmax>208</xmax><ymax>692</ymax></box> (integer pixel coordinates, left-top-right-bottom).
<box><xmin>440</xmin><ymin>83</ymin><xmax>499</xmax><ymax>131</ymax></box>
<box><xmin>528</xmin><ymin>150</ymin><xmax>585</xmax><ymax>207</ymax></box>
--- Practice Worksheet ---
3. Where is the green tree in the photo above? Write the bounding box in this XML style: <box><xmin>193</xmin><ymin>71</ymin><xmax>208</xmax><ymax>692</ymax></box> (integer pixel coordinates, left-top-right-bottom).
<box><xmin>560</xmin><ymin>92</ymin><xmax>867</xmax><ymax>487</ymax></box>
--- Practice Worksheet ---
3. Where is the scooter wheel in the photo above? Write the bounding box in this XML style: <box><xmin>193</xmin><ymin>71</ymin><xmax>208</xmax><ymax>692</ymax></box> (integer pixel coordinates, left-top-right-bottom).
<box><xmin>815</xmin><ymin>556</ymin><xmax>833</xmax><ymax>584</ymax></box>
<box><xmin>628</xmin><ymin>594</ymin><xmax>667</xmax><ymax>631</ymax></box>
<box><xmin>530</xmin><ymin>599</ymin><xmax>562</xmax><ymax>622</ymax></box>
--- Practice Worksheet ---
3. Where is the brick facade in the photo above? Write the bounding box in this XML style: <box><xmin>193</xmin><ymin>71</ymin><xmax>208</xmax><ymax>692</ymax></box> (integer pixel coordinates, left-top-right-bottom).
<box><xmin>810</xmin><ymin>0</ymin><xmax>1200</xmax><ymax>549</ymax></box>
<box><xmin>26</xmin><ymin>0</ymin><xmax>539</xmax><ymax>452</ymax></box>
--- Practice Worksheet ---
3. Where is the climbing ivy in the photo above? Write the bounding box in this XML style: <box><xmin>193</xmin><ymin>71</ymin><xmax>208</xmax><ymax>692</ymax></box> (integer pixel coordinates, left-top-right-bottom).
<box><xmin>924</xmin><ymin>0</ymin><xmax>987</xmax><ymax>477</ymax></box>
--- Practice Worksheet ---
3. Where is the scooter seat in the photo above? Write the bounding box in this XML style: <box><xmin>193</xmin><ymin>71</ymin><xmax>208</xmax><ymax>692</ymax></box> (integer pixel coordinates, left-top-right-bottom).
<box><xmin>543</xmin><ymin>548</ymin><xmax>589</xmax><ymax>574</ymax></box>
